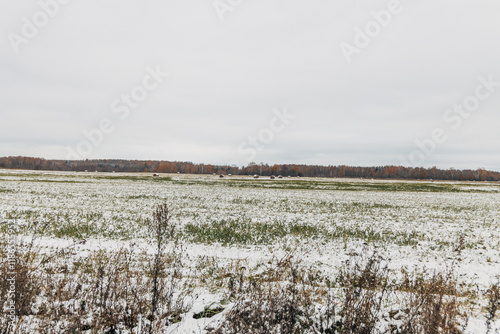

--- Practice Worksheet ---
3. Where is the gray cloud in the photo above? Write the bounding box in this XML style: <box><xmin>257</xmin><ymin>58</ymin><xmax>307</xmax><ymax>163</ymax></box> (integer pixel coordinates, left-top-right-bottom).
<box><xmin>1</xmin><ymin>0</ymin><xmax>499</xmax><ymax>170</ymax></box>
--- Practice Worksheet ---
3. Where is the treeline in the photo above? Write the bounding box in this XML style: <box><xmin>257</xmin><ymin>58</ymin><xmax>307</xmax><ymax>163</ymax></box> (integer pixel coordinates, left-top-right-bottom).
<box><xmin>0</xmin><ymin>156</ymin><xmax>499</xmax><ymax>181</ymax></box>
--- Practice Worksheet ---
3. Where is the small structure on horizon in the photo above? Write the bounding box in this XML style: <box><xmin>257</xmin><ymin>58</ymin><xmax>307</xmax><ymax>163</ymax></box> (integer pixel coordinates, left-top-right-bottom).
<box><xmin>270</xmin><ymin>175</ymin><xmax>275</xmax><ymax>179</ymax></box>
<box><xmin>153</xmin><ymin>173</ymin><xmax>160</xmax><ymax>177</ymax></box>
<box><xmin>253</xmin><ymin>174</ymin><xmax>259</xmax><ymax>179</ymax></box>
<box><xmin>219</xmin><ymin>174</ymin><xmax>224</xmax><ymax>178</ymax></box>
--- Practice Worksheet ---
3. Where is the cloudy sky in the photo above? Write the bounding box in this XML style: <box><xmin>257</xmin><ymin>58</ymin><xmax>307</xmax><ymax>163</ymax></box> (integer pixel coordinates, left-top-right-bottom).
<box><xmin>1</xmin><ymin>0</ymin><xmax>499</xmax><ymax>170</ymax></box>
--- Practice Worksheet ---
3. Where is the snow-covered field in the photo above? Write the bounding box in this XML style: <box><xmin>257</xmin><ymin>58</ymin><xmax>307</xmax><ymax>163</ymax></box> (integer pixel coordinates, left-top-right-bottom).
<box><xmin>1</xmin><ymin>170</ymin><xmax>499</xmax><ymax>333</ymax></box>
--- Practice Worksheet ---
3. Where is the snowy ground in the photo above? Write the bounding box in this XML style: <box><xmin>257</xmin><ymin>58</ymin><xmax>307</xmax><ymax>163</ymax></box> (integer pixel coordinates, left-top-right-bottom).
<box><xmin>1</xmin><ymin>170</ymin><xmax>499</xmax><ymax>332</ymax></box>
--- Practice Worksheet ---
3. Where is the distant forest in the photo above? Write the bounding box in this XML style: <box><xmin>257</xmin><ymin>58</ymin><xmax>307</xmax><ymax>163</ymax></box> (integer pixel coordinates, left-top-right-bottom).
<box><xmin>1</xmin><ymin>156</ymin><xmax>499</xmax><ymax>181</ymax></box>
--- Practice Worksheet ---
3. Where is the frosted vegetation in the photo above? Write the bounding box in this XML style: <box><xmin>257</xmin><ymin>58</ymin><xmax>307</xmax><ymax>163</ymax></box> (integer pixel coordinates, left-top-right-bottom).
<box><xmin>0</xmin><ymin>171</ymin><xmax>499</xmax><ymax>333</ymax></box>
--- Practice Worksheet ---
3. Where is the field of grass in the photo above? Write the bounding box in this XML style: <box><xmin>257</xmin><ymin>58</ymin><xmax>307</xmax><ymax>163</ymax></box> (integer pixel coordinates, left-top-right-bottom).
<box><xmin>1</xmin><ymin>170</ymin><xmax>499</xmax><ymax>333</ymax></box>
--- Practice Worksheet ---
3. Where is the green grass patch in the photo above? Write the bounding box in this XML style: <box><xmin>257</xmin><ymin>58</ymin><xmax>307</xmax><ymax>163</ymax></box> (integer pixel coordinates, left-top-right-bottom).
<box><xmin>184</xmin><ymin>217</ymin><xmax>422</xmax><ymax>247</ymax></box>
<box><xmin>22</xmin><ymin>179</ymin><xmax>86</xmax><ymax>183</ymax></box>
<box><xmin>92</xmin><ymin>175</ymin><xmax>172</xmax><ymax>182</ymax></box>
<box><xmin>184</xmin><ymin>218</ymin><xmax>322</xmax><ymax>245</ymax></box>
<box><xmin>172</xmin><ymin>178</ymin><xmax>482</xmax><ymax>193</ymax></box>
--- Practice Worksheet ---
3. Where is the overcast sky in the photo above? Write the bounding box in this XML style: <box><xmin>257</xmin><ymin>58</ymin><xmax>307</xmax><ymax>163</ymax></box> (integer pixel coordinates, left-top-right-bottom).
<box><xmin>1</xmin><ymin>0</ymin><xmax>499</xmax><ymax>170</ymax></box>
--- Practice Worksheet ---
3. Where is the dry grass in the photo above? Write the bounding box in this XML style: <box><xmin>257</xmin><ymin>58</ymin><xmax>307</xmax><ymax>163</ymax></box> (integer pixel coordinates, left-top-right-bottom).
<box><xmin>0</xmin><ymin>205</ymin><xmax>493</xmax><ymax>333</ymax></box>
<box><xmin>485</xmin><ymin>281</ymin><xmax>500</xmax><ymax>334</ymax></box>
<box><xmin>394</xmin><ymin>267</ymin><xmax>471</xmax><ymax>334</ymax></box>
<box><xmin>0</xmin><ymin>203</ymin><xmax>191</xmax><ymax>333</ymax></box>
<box><xmin>214</xmin><ymin>251</ymin><xmax>318</xmax><ymax>334</ymax></box>
<box><xmin>214</xmin><ymin>250</ymin><xmax>475</xmax><ymax>334</ymax></box>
